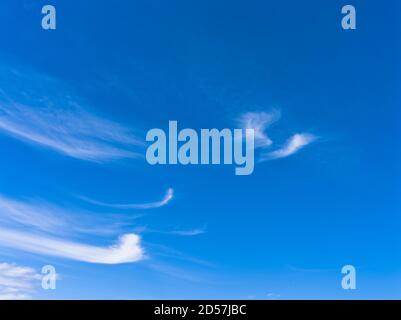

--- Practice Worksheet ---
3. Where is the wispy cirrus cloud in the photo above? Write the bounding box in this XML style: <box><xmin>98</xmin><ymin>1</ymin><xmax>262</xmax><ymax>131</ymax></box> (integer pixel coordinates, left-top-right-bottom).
<box><xmin>0</xmin><ymin>194</ymin><xmax>140</xmax><ymax>236</ymax></box>
<box><xmin>79</xmin><ymin>188</ymin><xmax>174</xmax><ymax>210</ymax></box>
<box><xmin>168</xmin><ymin>228</ymin><xmax>206</xmax><ymax>236</ymax></box>
<box><xmin>0</xmin><ymin>195</ymin><xmax>67</xmax><ymax>233</ymax></box>
<box><xmin>237</xmin><ymin>110</ymin><xmax>317</xmax><ymax>162</ymax></box>
<box><xmin>237</xmin><ymin>110</ymin><xmax>281</xmax><ymax>148</ymax></box>
<box><xmin>260</xmin><ymin>133</ymin><xmax>317</xmax><ymax>162</ymax></box>
<box><xmin>137</xmin><ymin>226</ymin><xmax>206</xmax><ymax>237</ymax></box>
<box><xmin>266</xmin><ymin>293</ymin><xmax>282</xmax><ymax>300</ymax></box>
<box><xmin>0</xmin><ymin>262</ymin><xmax>40</xmax><ymax>300</ymax></box>
<box><xmin>0</xmin><ymin>228</ymin><xmax>144</xmax><ymax>265</ymax></box>
<box><xmin>0</xmin><ymin>65</ymin><xmax>143</xmax><ymax>162</ymax></box>
<box><xmin>0</xmin><ymin>194</ymin><xmax>145</xmax><ymax>264</ymax></box>
<box><xmin>0</xmin><ymin>103</ymin><xmax>143</xmax><ymax>162</ymax></box>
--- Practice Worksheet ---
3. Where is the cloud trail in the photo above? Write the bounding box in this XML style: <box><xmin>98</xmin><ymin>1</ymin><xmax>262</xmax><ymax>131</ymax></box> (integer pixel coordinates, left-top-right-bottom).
<box><xmin>0</xmin><ymin>65</ymin><xmax>144</xmax><ymax>162</ymax></box>
<box><xmin>0</xmin><ymin>228</ymin><xmax>144</xmax><ymax>264</ymax></box>
<box><xmin>260</xmin><ymin>133</ymin><xmax>317</xmax><ymax>161</ymax></box>
<box><xmin>0</xmin><ymin>195</ymin><xmax>67</xmax><ymax>233</ymax></box>
<box><xmin>0</xmin><ymin>194</ymin><xmax>145</xmax><ymax>264</ymax></box>
<box><xmin>0</xmin><ymin>262</ymin><xmax>40</xmax><ymax>300</ymax></box>
<box><xmin>79</xmin><ymin>188</ymin><xmax>174</xmax><ymax>209</ymax></box>
<box><xmin>0</xmin><ymin>103</ymin><xmax>143</xmax><ymax>162</ymax></box>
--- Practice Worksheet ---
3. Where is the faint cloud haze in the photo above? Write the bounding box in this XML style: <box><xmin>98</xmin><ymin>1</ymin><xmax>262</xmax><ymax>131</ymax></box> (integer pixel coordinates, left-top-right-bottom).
<box><xmin>260</xmin><ymin>133</ymin><xmax>317</xmax><ymax>162</ymax></box>
<box><xmin>0</xmin><ymin>262</ymin><xmax>41</xmax><ymax>300</ymax></box>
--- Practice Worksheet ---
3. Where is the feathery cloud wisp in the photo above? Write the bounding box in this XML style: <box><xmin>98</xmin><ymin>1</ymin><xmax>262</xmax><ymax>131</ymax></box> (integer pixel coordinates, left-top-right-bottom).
<box><xmin>0</xmin><ymin>65</ymin><xmax>143</xmax><ymax>162</ymax></box>
<box><xmin>0</xmin><ymin>103</ymin><xmax>143</xmax><ymax>162</ymax></box>
<box><xmin>0</xmin><ymin>194</ymin><xmax>141</xmax><ymax>236</ymax></box>
<box><xmin>0</xmin><ymin>262</ymin><xmax>40</xmax><ymax>300</ymax></box>
<box><xmin>0</xmin><ymin>194</ymin><xmax>145</xmax><ymax>264</ymax></box>
<box><xmin>237</xmin><ymin>110</ymin><xmax>281</xmax><ymax>148</ymax></box>
<box><xmin>260</xmin><ymin>133</ymin><xmax>317</xmax><ymax>161</ymax></box>
<box><xmin>0</xmin><ymin>195</ymin><xmax>67</xmax><ymax>233</ymax></box>
<box><xmin>0</xmin><ymin>228</ymin><xmax>144</xmax><ymax>264</ymax></box>
<box><xmin>79</xmin><ymin>188</ymin><xmax>174</xmax><ymax>209</ymax></box>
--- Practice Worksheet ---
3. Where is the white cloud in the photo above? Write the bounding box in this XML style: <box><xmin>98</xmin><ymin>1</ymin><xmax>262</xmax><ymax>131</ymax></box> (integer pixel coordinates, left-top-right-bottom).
<box><xmin>0</xmin><ymin>194</ymin><xmax>140</xmax><ymax>236</ymax></box>
<box><xmin>0</xmin><ymin>194</ymin><xmax>152</xmax><ymax>264</ymax></box>
<box><xmin>0</xmin><ymin>103</ymin><xmax>143</xmax><ymax>162</ymax></box>
<box><xmin>237</xmin><ymin>110</ymin><xmax>281</xmax><ymax>148</ymax></box>
<box><xmin>260</xmin><ymin>133</ymin><xmax>317</xmax><ymax>161</ymax></box>
<box><xmin>79</xmin><ymin>188</ymin><xmax>174</xmax><ymax>209</ymax></box>
<box><xmin>0</xmin><ymin>228</ymin><xmax>144</xmax><ymax>264</ymax></box>
<box><xmin>0</xmin><ymin>262</ymin><xmax>40</xmax><ymax>300</ymax></box>
<box><xmin>0</xmin><ymin>195</ymin><xmax>67</xmax><ymax>233</ymax></box>
<box><xmin>0</xmin><ymin>65</ymin><xmax>144</xmax><ymax>162</ymax></box>
<box><xmin>135</xmin><ymin>226</ymin><xmax>206</xmax><ymax>237</ymax></box>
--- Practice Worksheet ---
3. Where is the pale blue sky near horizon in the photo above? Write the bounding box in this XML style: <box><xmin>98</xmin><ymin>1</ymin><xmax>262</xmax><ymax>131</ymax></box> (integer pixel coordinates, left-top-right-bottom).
<box><xmin>0</xmin><ymin>0</ymin><xmax>400</xmax><ymax>299</ymax></box>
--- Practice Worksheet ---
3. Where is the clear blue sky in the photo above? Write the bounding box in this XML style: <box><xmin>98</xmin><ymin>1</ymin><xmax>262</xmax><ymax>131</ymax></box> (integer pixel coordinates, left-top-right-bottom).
<box><xmin>0</xmin><ymin>0</ymin><xmax>400</xmax><ymax>299</ymax></box>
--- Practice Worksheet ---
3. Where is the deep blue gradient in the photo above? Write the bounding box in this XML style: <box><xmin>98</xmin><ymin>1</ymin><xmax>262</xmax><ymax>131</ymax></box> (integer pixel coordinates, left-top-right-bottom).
<box><xmin>0</xmin><ymin>0</ymin><xmax>400</xmax><ymax>299</ymax></box>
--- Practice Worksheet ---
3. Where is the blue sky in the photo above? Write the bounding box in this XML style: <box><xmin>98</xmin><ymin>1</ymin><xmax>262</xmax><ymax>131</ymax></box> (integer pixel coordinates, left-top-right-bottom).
<box><xmin>0</xmin><ymin>0</ymin><xmax>400</xmax><ymax>299</ymax></box>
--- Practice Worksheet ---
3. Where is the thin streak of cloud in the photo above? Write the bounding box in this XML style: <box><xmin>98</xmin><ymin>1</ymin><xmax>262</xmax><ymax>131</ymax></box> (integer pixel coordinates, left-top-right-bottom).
<box><xmin>0</xmin><ymin>194</ymin><xmax>140</xmax><ymax>236</ymax></box>
<box><xmin>260</xmin><ymin>133</ymin><xmax>317</xmax><ymax>161</ymax></box>
<box><xmin>267</xmin><ymin>293</ymin><xmax>282</xmax><ymax>300</ymax></box>
<box><xmin>168</xmin><ymin>228</ymin><xmax>206</xmax><ymax>236</ymax></box>
<box><xmin>147</xmin><ymin>262</ymin><xmax>204</xmax><ymax>283</ymax></box>
<box><xmin>79</xmin><ymin>188</ymin><xmax>174</xmax><ymax>209</ymax></box>
<box><xmin>0</xmin><ymin>103</ymin><xmax>143</xmax><ymax>162</ymax></box>
<box><xmin>138</xmin><ymin>226</ymin><xmax>206</xmax><ymax>237</ymax></box>
<box><xmin>0</xmin><ymin>194</ymin><xmax>145</xmax><ymax>264</ymax></box>
<box><xmin>0</xmin><ymin>228</ymin><xmax>144</xmax><ymax>265</ymax></box>
<box><xmin>0</xmin><ymin>65</ymin><xmax>144</xmax><ymax>162</ymax></box>
<box><xmin>0</xmin><ymin>195</ymin><xmax>66</xmax><ymax>233</ymax></box>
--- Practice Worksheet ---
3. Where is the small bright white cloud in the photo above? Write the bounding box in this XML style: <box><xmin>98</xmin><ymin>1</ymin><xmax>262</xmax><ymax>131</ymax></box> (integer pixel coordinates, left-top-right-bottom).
<box><xmin>0</xmin><ymin>65</ymin><xmax>143</xmax><ymax>162</ymax></box>
<box><xmin>0</xmin><ymin>103</ymin><xmax>143</xmax><ymax>162</ymax></box>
